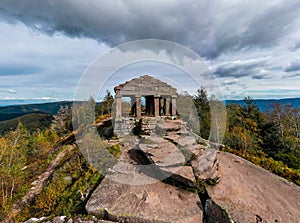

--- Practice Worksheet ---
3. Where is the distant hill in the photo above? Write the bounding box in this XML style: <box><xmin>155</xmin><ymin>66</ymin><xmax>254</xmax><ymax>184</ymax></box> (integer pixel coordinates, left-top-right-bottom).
<box><xmin>0</xmin><ymin>101</ymin><xmax>73</xmax><ymax>121</ymax></box>
<box><xmin>225</xmin><ymin>97</ymin><xmax>300</xmax><ymax>112</ymax></box>
<box><xmin>0</xmin><ymin>113</ymin><xmax>53</xmax><ymax>135</ymax></box>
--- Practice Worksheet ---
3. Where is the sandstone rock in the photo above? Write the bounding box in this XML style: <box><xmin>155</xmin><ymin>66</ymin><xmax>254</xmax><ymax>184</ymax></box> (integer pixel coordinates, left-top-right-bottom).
<box><xmin>66</xmin><ymin>216</ymin><xmax>114</xmax><ymax>223</ymax></box>
<box><xmin>206</xmin><ymin>152</ymin><xmax>300</xmax><ymax>223</ymax></box>
<box><xmin>138</xmin><ymin>141</ymin><xmax>196</xmax><ymax>186</ymax></box>
<box><xmin>177</xmin><ymin>136</ymin><xmax>196</xmax><ymax>147</ymax></box>
<box><xmin>185</xmin><ymin>144</ymin><xmax>206</xmax><ymax>155</ymax></box>
<box><xmin>86</xmin><ymin>173</ymin><xmax>203</xmax><ymax>223</ymax></box>
<box><xmin>139</xmin><ymin>141</ymin><xmax>185</xmax><ymax>168</ymax></box>
<box><xmin>107</xmin><ymin>161</ymin><xmax>159</xmax><ymax>185</ymax></box>
<box><xmin>191</xmin><ymin>148</ymin><xmax>219</xmax><ymax>180</ymax></box>
<box><xmin>143</xmin><ymin>133</ymin><xmax>166</xmax><ymax>144</ymax></box>
<box><xmin>32</xmin><ymin>216</ymin><xmax>115</xmax><ymax>223</ymax></box>
<box><xmin>169</xmin><ymin>165</ymin><xmax>196</xmax><ymax>186</ymax></box>
<box><xmin>204</xmin><ymin>199</ymin><xmax>234</xmax><ymax>223</ymax></box>
<box><xmin>163</xmin><ymin>119</ymin><xmax>182</xmax><ymax>131</ymax></box>
<box><xmin>164</xmin><ymin>133</ymin><xmax>180</xmax><ymax>143</ymax></box>
<box><xmin>52</xmin><ymin>216</ymin><xmax>67</xmax><ymax>223</ymax></box>
<box><xmin>22</xmin><ymin>217</ymin><xmax>46</xmax><ymax>223</ymax></box>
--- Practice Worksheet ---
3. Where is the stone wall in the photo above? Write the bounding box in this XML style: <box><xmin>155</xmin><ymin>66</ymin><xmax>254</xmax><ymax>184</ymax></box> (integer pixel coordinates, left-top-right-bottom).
<box><xmin>113</xmin><ymin>117</ymin><xmax>165</xmax><ymax>136</ymax></box>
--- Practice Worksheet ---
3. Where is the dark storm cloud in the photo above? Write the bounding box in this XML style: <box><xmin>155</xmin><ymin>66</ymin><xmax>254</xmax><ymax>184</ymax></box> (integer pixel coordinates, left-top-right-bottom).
<box><xmin>215</xmin><ymin>58</ymin><xmax>267</xmax><ymax>78</ymax></box>
<box><xmin>284</xmin><ymin>59</ymin><xmax>300</xmax><ymax>72</ymax></box>
<box><xmin>0</xmin><ymin>0</ymin><xmax>300</xmax><ymax>58</ymax></box>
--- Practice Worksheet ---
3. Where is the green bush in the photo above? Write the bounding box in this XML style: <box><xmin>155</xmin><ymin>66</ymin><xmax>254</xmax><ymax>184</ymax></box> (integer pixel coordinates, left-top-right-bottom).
<box><xmin>108</xmin><ymin>144</ymin><xmax>121</xmax><ymax>158</ymax></box>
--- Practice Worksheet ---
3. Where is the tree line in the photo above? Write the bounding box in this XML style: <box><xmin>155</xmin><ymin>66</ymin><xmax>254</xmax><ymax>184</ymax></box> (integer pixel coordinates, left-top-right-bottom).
<box><xmin>0</xmin><ymin>88</ymin><xmax>299</xmax><ymax>220</ymax></box>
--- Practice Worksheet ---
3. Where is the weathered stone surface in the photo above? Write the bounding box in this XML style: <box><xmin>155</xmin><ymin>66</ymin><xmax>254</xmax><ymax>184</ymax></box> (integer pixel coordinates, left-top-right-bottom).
<box><xmin>204</xmin><ymin>199</ymin><xmax>234</xmax><ymax>223</ymax></box>
<box><xmin>143</xmin><ymin>133</ymin><xmax>166</xmax><ymax>144</ymax></box>
<box><xmin>139</xmin><ymin>141</ymin><xmax>185</xmax><ymax>168</ymax></box>
<box><xmin>52</xmin><ymin>216</ymin><xmax>67</xmax><ymax>223</ymax></box>
<box><xmin>23</xmin><ymin>216</ymin><xmax>118</xmax><ymax>223</ymax></box>
<box><xmin>169</xmin><ymin>165</ymin><xmax>196</xmax><ymax>186</ymax></box>
<box><xmin>23</xmin><ymin>217</ymin><xmax>47</xmax><ymax>223</ymax></box>
<box><xmin>107</xmin><ymin>162</ymin><xmax>158</xmax><ymax>185</ymax></box>
<box><xmin>178</xmin><ymin>136</ymin><xmax>196</xmax><ymax>147</ymax></box>
<box><xmin>186</xmin><ymin>144</ymin><xmax>206</xmax><ymax>155</ymax></box>
<box><xmin>163</xmin><ymin>119</ymin><xmax>182</xmax><ymax>131</ymax></box>
<box><xmin>164</xmin><ymin>133</ymin><xmax>180</xmax><ymax>143</ymax></box>
<box><xmin>138</xmin><ymin>140</ymin><xmax>196</xmax><ymax>186</ymax></box>
<box><xmin>191</xmin><ymin>148</ymin><xmax>219</xmax><ymax>180</ymax></box>
<box><xmin>86</xmin><ymin>174</ymin><xmax>203</xmax><ymax>223</ymax></box>
<box><xmin>206</xmin><ymin>152</ymin><xmax>300</xmax><ymax>223</ymax></box>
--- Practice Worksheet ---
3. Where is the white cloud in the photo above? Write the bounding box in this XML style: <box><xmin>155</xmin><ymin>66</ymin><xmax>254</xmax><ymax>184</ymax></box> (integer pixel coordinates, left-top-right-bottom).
<box><xmin>8</xmin><ymin>89</ymin><xmax>16</xmax><ymax>93</ymax></box>
<box><xmin>222</xmin><ymin>79</ymin><xmax>239</xmax><ymax>85</ymax></box>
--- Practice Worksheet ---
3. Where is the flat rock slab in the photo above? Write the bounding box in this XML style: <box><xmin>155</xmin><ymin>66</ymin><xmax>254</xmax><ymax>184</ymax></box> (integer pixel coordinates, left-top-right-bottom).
<box><xmin>86</xmin><ymin>173</ymin><xmax>203</xmax><ymax>223</ymax></box>
<box><xmin>138</xmin><ymin>142</ymin><xmax>196</xmax><ymax>186</ymax></box>
<box><xmin>143</xmin><ymin>134</ymin><xmax>166</xmax><ymax>144</ymax></box>
<box><xmin>139</xmin><ymin>141</ymin><xmax>185</xmax><ymax>168</ymax></box>
<box><xmin>206</xmin><ymin>152</ymin><xmax>300</xmax><ymax>223</ymax></box>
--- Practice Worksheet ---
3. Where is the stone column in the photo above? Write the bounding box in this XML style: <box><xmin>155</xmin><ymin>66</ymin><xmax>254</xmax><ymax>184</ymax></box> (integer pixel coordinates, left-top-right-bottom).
<box><xmin>154</xmin><ymin>96</ymin><xmax>160</xmax><ymax>117</ymax></box>
<box><xmin>171</xmin><ymin>96</ymin><xmax>177</xmax><ymax>116</ymax></box>
<box><xmin>136</xmin><ymin>96</ymin><xmax>141</xmax><ymax>118</ymax></box>
<box><xmin>130</xmin><ymin>96</ymin><xmax>135</xmax><ymax>116</ymax></box>
<box><xmin>116</xmin><ymin>96</ymin><xmax>122</xmax><ymax>118</ymax></box>
<box><xmin>160</xmin><ymin>98</ymin><xmax>164</xmax><ymax>115</ymax></box>
<box><xmin>165</xmin><ymin>97</ymin><xmax>170</xmax><ymax>116</ymax></box>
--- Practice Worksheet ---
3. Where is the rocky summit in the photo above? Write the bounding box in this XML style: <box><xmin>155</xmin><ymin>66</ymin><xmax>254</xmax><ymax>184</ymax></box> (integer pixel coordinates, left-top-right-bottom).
<box><xmin>84</xmin><ymin>119</ymin><xmax>300</xmax><ymax>223</ymax></box>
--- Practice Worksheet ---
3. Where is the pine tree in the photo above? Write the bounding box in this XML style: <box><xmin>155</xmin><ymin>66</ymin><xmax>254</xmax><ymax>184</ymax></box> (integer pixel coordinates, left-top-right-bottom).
<box><xmin>51</xmin><ymin>105</ymin><xmax>72</xmax><ymax>137</ymax></box>
<box><xmin>193</xmin><ymin>87</ymin><xmax>211</xmax><ymax>139</ymax></box>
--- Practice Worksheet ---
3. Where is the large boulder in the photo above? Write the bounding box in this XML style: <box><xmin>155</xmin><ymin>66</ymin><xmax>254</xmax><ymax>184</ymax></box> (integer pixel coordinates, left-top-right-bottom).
<box><xmin>86</xmin><ymin>168</ymin><xmax>203</xmax><ymax>223</ymax></box>
<box><xmin>138</xmin><ymin>141</ymin><xmax>196</xmax><ymax>186</ymax></box>
<box><xmin>206</xmin><ymin>152</ymin><xmax>300</xmax><ymax>223</ymax></box>
<box><xmin>191</xmin><ymin>148</ymin><xmax>219</xmax><ymax>180</ymax></box>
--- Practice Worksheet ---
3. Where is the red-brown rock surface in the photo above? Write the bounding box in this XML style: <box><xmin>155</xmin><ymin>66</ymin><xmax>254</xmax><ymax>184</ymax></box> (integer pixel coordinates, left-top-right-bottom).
<box><xmin>206</xmin><ymin>152</ymin><xmax>300</xmax><ymax>223</ymax></box>
<box><xmin>86</xmin><ymin>173</ymin><xmax>203</xmax><ymax>223</ymax></box>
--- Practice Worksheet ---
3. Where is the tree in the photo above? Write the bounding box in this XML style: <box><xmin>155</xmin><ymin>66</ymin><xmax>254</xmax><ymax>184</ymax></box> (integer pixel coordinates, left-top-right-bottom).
<box><xmin>193</xmin><ymin>87</ymin><xmax>211</xmax><ymax>139</ymax></box>
<box><xmin>0</xmin><ymin>123</ymin><xmax>29</xmax><ymax>214</ymax></box>
<box><xmin>95</xmin><ymin>90</ymin><xmax>114</xmax><ymax>117</ymax></box>
<box><xmin>224</xmin><ymin>97</ymin><xmax>263</xmax><ymax>152</ymax></box>
<box><xmin>261</xmin><ymin>103</ymin><xmax>300</xmax><ymax>168</ymax></box>
<box><xmin>51</xmin><ymin>105</ymin><xmax>72</xmax><ymax>137</ymax></box>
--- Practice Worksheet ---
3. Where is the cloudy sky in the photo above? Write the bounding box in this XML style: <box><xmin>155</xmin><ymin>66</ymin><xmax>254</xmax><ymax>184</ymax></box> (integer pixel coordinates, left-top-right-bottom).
<box><xmin>0</xmin><ymin>0</ymin><xmax>300</xmax><ymax>102</ymax></box>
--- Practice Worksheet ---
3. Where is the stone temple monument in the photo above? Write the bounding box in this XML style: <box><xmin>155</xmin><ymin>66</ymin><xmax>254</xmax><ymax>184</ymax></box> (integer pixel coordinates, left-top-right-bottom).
<box><xmin>113</xmin><ymin>75</ymin><xmax>177</xmax><ymax>135</ymax></box>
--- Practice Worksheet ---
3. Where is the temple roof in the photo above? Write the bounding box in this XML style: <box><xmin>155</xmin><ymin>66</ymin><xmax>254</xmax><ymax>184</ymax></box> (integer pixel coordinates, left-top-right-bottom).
<box><xmin>114</xmin><ymin>75</ymin><xmax>177</xmax><ymax>97</ymax></box>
